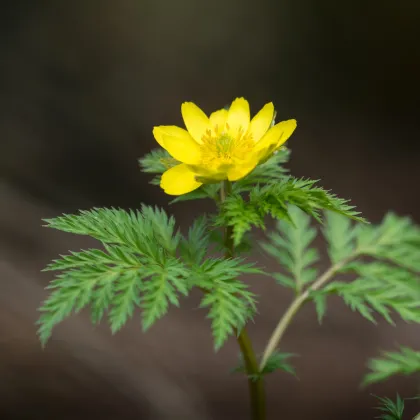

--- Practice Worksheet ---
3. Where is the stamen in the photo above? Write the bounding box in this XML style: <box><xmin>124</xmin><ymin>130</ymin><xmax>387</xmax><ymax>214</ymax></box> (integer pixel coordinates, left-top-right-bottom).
<box><xmin>199</xmin><ymin>125</ymin><xmax>255</xmax><ymax>170</ymax></box>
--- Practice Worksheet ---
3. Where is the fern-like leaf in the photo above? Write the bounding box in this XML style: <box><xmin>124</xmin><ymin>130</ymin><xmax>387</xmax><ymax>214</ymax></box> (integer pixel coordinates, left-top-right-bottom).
<box><xmin>39</xmin><ymin>206</ymin><xmax>190</xmax><ymax>345</ymax></box>
<box><xmin>323</xmin><ymin>211</ymin><xmax>357</xmax><ymax>264</ymax></box>
<box><xmin>373</xmin><ymin>394</ymin><xmax>405</xmax><ymax>420</ymax></box>
<box><xmin>364</xmin><ymin>347</ymin><xmax>420</xmax><ymax>386</ymax></box>
<box><xmin>194</xmin><ymin>258</ymin><xmax>263</xmax><ymax>350</ymax></box>
<box><xmin>320</xmin><ymin>211</ymin><xmax>420</xmax><ymax>330</ymax></box>
<box><xmin>324</xmin><ymin>271</ymin><xmax>420</xmax><ymax>325</ymax></box>
<box><xmin>179</xmin><ymin>215</ymin><xmax>211</xmax><ymax>265</ymax></box>
<box><xmin>356</xmin><ymin>213</ymin><xmax>420</xmax><ymax>272</ymax></box>
<box><xmin>252</xmin><ymin>177</ymin><xmax>366</xmax><ymax>224</ymax></box>
<box><xmin>140</xmin><ymin>259</ymin><xmax>189</xmax><ymax>331</ymax></box>
<box><xmin>216</xmin><ymin>177</ymin><xmax>366</xmax><ymax>247</ymax></box>
<box><xmin>260</xmin><ymin>205</ymin><xmax>319</xmax><ymax>293</ymax></box>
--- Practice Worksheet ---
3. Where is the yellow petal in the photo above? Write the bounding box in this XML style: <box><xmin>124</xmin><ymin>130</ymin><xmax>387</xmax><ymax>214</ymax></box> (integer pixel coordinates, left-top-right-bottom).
<box><xmin>160</xmin><ymin>164</ymin><xmax>202</xmax><ymax>195</ymax></box>
<box><xmin>153</xmin><ymin>127</ymin><xmax>201</xmax><ymax>165</ymax></box>
<box><xmin>227</xmin><ymin>159</ymin><xmax>258</xmax><ymax>181</ymax></box>
<box><xmin>152</xmin><ymin>126</ymin><xmax>168</xmax><ymax>148</ymax></box>
<box><xmin>226</xmin><ymin>98</ymin><xmax>250</xmax><ymax>138</ymax></box>
<box><xmin>181</xmin><ymin>102</ymin><xmax>210</xmax><ymax>143</ymax></box>
<box><xmin>275</xmin><ymin>119</ymin><xmax>297</xmax><ymax>148</ymax></box>
<box><xmin>254</xmin><ymin>119</ymin><xmax>297</xmax><ymax>157</ymax></box>
<box><xmin>209</xmin><ymin>109</ymin><xmax>228</xmax><ymax>133</ymax></box>
<box><xmin>248</xmin><ymin>102</ymin><xmax>275</xmax><ymax>142</ymax></box>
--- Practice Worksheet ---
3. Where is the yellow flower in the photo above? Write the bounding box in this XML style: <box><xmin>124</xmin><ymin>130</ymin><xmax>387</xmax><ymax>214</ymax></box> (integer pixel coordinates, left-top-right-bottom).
<box><xmin>153</xmin><ymin>98</ymin><xmax>297</xmax><ymax>195</ymax></box>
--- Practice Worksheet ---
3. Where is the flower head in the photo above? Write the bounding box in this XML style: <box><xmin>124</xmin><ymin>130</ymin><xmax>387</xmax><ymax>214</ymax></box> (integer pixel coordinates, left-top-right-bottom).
<box><xmin>153</xmin><ymin>98</ymin><xmax>297</xmax><ymax>195</ymax></box>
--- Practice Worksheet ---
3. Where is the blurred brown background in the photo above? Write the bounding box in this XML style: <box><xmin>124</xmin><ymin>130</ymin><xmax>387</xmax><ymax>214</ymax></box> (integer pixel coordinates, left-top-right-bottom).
<box><xmin>0</xmin><ymin>1</ymin><xmax>419</xmax><ymax>419</ymax></box>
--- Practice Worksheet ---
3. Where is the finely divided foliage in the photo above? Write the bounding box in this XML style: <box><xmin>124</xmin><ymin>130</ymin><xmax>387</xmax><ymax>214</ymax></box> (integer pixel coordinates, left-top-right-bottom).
<box><xmin>260</xmin><ymin>205</ymin><xmax>319</xmax><ymax>294</ymax></box>
<box><xmin>364</xmin><ymin>347</ymin><xmax>420</xmax><ymax>386</ymax></box>
<box><xmin>323</xmin><ymin>213</ymin><xmax>420</xmax><ymax>328</ymax></box>
<box><xmin>215</xmin><ymin>176</ymin><xmax>366</xmax><ymax>247</ymax></box>
<box><xmin>39</xmin><ymin>206</ymin><xmax>188</xmax><ymax>344</ymax></box>
<box><xmin>261</xmin><ymin>206</ymin><xmax>420</xmax><ymax>383</ymax></box>
<box><xmin>193</xmin><ymin>257</ymin><xmax>263</xmax><ymax>350</ymax></box>
<box><xmin>373</xmin><ymin>394</ymin><xmax>406</xmax><ymax>420</ymax></box>
<box><xmin>40</xmin><ymin>208</ymin><xmax>263</xmax><ymax>351</ymax></box>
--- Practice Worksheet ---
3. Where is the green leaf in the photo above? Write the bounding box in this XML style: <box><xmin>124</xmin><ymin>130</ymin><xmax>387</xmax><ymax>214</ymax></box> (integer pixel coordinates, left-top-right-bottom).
<box><xmin>324</xmin><ymin>268</ymin><xmax>420</xmax><ymax>325</ymax></box>
<box><xmin>37</xmin><ymin>274</ymin><xmax>94</xmax><ymax>346</ymax></box>
<box><xmin>251</xmin><ymin>176</ymin><xmax>367</xmax><ymax>224</ymax></box>
<box><xmin>194</xmin><ymin>258</ymin><xmax>262</xmax><ymax>350</ymax></box>
<box><xmin>261</xmin><ymin>351</ymin><xmax>298</xmax><ymax>377</ymax></box>
<box><xmin>179</xmin><ymin>215</ymin><xmax>210</xmax><ymax>265</ymax></box>
<box><xmin>109</xmin><ymin>269</ymin><xmax>142</xmax><ymax>333</ymax></box>
<box><xmin>140</xmin><ymin>259</ymin><xmax>189</xmax><ymax>331</ymax></box>
<box><xmin>138</xmin><ymin>148</ymin><xmax>180</xmax><ymax>185</ymax></box>
<box><xmin>216</xmin><ymin>177</ymin><xmax>366</xmax><ymax>248</ymax></box>
<box><xmin>356</xmin><ymin>213</ymin><xmax>420</xmax><ymax>272</ymax></box>
<box><xmin>372</xmin><ymin>394</ymin><xmax>405</xmax><ymax>420</ymax></box>
<box><xmin>363</xmin><ymin>347</ymin><xmax>420</xmax><ymax>386</ymax></box>
<box><xmin>90</xmin><ymin>270</ymin><xmax>119</xmax><ymax>324</ymax></box>
<box><xmin>43</xmin><ymin>205</ymin><xmax>181</xmax><ymax>258</ymax></box>
<box><xmin>271</xmin><ymin>273</ymin><xmax>296</xmax><ymax>289</ymax></box>
<box><xmin>139</xmin><ymin>148</ymin><xmax>179</xmax><ymax>173</ymax></box>
<box><xmin>260</xmin><ymin>205</ymin><xmax>319</xmax><ymax>293</ymax></box>
<box><xmin>213</xmin><ymin>194</ymin><xmax>265</xmax><ymax>246</ymax></box>
<box><xmin>319</xmin><ymin>211</ymin><xmax>420</xmax><ymax>331</ymax></box>
<box><xmin>323</xmin><ymin>211</ymin><xmax>357</xmax><ymax>264</ymax></box>
<box><xmin>312</xmin><ymin>291</ymin><xmax>327</xmax><ymax>324</ymax></box>
<box><xmin>39</xmin><ymin>206</ymin><xmax>191</xmax><ymax>344</ymax></box>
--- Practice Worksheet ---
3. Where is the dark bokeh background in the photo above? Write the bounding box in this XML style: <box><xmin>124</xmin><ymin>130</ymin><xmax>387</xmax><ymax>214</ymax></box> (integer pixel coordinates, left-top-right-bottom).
<box><xmin>1</xmin><ymin>1</ymin><xmax>419</xmax><ymax>419</ymax></box>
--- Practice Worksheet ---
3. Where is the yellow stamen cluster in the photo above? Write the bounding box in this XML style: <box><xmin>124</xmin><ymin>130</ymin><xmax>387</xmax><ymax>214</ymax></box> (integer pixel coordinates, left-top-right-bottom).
<box><xmin>200</xmin><ymin>124</ymin><xmax>254</xmax><ymax>169</ymax></box>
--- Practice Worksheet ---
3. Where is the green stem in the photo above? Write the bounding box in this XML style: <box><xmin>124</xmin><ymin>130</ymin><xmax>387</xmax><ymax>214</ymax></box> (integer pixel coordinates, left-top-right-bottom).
<box><xmin>221</xmin><ymin>180</ymin><xmax>266</xmax><ymax>420</ymax></box>
<box><xmin>259</xmin><ymin>254</ymin><xmax>357</xmax><ymax>370</ymax></box>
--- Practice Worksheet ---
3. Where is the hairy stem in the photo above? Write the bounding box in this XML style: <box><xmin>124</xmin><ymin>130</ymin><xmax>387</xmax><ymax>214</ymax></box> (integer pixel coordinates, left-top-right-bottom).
<box><xmin>259</xmin><ymin>255</ymin><xmax>356</xmax><ymax>370</ymax></box>
<box><xmin>221</xmin><ymin>180</ymin><xmax>266</xmax><ymax>420</ymax></box>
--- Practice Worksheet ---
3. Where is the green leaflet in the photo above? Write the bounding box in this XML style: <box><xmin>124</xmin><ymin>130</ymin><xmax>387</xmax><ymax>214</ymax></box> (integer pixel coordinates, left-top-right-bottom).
<box><xmin>372</xmin><ymin>394</ymin><xmax>406</xmax><ymax>420</ymax></box>
<box><xmin>194</xmin><ymin>258</ymin><xmax>264</xmax><ymax>350</ymax></box>
<box><xmin>39</xmin><ymin>206</ymin><xmax>190</xmax><ymax>345</ymax></box>
<box><xmin>179</xmin><ymin>215</ymin><xmax>210</xmax><ymax>265</ymax></box>
<box><xmin>323</xmin><ymin>211</ymin><xmax>357</xmax><ymax>264</ymax></box>
<box><xmin>260</xmin><ymin>351</ymin><xmax>298</xmax><ymax>378</ymax></box>
<box><xmin>43</xmin><ymin>205</ymin><xmax>181</xmax><ymax>258</ymax></box>
<box><xmin>355</xmin><ymin>212</ymin><xmax>420</xmax><ymax>272</ymax></box>
<box><xmin>260</xmin><ymin>205</ymin><xmax>319</xmax><ymax>294</ymax></box>
<box><xmin>320</xmin><ymin>211</ymin><xmax>420</xmax><ymax>326</ymax></box>
<box><xmin>138</xmin><ymin>148</ymin><xmax>178</xmax><ymax>174</ymax></box>
<box><xmin>215</xmin><ymin>176</ymin><xmax>366</xmax><ymax>247</ymax></box>
<box><xmin>364</xmin><ymin>347</ymin><xmax>420</xmax><ymax>386</ymax></box>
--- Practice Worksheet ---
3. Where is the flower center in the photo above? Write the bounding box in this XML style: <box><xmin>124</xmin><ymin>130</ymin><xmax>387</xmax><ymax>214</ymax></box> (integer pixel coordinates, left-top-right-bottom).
<box><xmin>200</xmin><ymin>124</ymin><xmax>254</xmax><ymax>169</ymax></box>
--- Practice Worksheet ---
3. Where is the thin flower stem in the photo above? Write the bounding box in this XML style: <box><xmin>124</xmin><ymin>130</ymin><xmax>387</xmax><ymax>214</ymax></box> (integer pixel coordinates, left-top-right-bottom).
<box><xmin>236</xmin><ymin>328</ymin><xmax>266</xmax><ymax>420</ymax></box>
<box><xmin>221</xmin><ymin>180</ymin><xmax>266</xmax><ymax>420</ymax></box>
<box><xmin>259</xmin><ymin>255</ymin><xmax>356</xmax><ymax>370</ymax></box>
